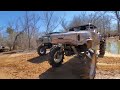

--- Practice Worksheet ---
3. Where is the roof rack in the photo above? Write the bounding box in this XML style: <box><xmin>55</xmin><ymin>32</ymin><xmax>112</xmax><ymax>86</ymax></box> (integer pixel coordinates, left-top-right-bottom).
<box><xmin>69</xmin><ymin>24</ymin><xmax>97</xmax><ymax>31</ymax></box>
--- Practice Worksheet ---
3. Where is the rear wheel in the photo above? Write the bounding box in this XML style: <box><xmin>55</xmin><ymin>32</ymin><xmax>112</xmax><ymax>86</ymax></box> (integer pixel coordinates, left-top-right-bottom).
<box><xmin>49</xmin><ymin>46</ymin><xmax>64</xmax><ymax>68</ymax></box>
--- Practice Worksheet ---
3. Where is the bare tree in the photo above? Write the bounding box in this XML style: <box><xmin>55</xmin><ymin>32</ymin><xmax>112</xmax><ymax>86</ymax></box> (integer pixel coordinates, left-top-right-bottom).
<box><xmin>0</xmin><ymin>27</ymin><xmax>4</xmax><ymax>46</ymax></box>
<box><xmin>18</xmin><ymin>11</ymin><xmax>41</xmax><ymax>50</ymax></box>
<box><xmin>67</xmin><ymin>11</ymin><xmax>111</xmax><ymax>36</ymax></box>
<box><xmin>6</xmin><ymin>24</ymin><xmax>16</xmax><ymax>51</ymax></box>
<box><xmin>61</xmin><ymin>19</ymin><xmax>69</xmax><ymax>32</ymax></box>
<box><xmin>12</xmin><ymin>18</ymin><xmax>23</xmax><ymax>50</ymax></box>
<box><xmin>25</xmin><ymin>11</ymin><xmax>31</xmax><ymax>49</ymax></box>
<box><xmin>9</xmin><ymin>11</ymin><xmax>41</xmax><ymax>50</ymax></box>
<box><xmin>29</xmin><ymin>13</ymin><xmax>41</xmax><ymax>49</ymax></box>
<box><xmin>113</xmin><ymin>11</ymin><xmax>120</xmax><ymax>40</ymax></box>
<box><xmin>41</xmin><ymin>11</ymin><xmax>63</xmax><ymax>34</ymax></box>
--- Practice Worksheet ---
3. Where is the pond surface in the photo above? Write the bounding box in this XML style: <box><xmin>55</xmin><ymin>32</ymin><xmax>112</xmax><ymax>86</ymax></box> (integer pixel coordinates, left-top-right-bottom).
<box><xmin>106</xmin><ymin>38</ymin><xmax>120</xmax><ymax>54</ymax></box>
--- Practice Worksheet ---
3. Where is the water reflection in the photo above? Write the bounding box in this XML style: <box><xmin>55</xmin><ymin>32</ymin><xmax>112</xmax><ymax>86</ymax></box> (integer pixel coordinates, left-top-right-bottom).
<box><xmin>106</xmin><ymin>38</ymin><xmax>120</xmax><ymax>54</ymax></box>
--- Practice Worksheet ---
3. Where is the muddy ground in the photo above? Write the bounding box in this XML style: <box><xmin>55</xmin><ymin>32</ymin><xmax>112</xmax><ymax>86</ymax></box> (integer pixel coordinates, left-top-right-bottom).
<box><xmin>0</xmin><ymin>50</ymin><xmax>120</xmax><ymax>79</ymax></box>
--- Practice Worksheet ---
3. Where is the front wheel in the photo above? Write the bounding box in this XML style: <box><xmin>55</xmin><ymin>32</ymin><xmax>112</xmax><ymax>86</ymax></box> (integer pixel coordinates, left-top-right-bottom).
<box><xmin>48</xmin><ymin>46</ymin><xmax>64</xmax><ymax>68</ymax></box>
<box><xmin>37</xmin><ymin>45</ymin><xmax>46</xmax><ymax>56</ymax></box>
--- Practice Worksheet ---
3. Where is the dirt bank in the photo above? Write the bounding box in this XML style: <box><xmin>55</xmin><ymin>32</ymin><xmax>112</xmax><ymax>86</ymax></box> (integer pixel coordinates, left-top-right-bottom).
<box><xmin>0</xmin><ymin>51</ymin><xmax>120</xmax><ymax>79</ymax></box>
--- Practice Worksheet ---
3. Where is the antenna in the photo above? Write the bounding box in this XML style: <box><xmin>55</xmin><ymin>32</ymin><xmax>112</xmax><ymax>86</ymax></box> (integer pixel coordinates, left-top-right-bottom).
<box><xmin>88</xmin><ymin>23</ymin><xmax>91</xmax><ymax>30</ymax></box>
<box><xmin>88</xmin><ymin>23</ymin><xmax>91</xmax><ymax>26</ymax></box>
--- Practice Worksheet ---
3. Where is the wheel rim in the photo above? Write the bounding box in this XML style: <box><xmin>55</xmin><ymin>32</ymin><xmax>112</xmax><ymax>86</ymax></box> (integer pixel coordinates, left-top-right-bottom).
<box><xmin>40</xmin><ymin>48</ymin><xmax>45</xmax><ymax>54</ymax></box>
<box><xmin>54</xmin><ymin>51</ymin><xmax>63</xmax><ymax>63</ymax></box>
<box><xmin>89</xmin><ymin>53</ymin><xmax>96</xmax><ymax>79</ymax></box>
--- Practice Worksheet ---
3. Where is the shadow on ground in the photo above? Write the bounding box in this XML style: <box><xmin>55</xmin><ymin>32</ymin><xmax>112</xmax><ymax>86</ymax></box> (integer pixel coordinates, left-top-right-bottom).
<box><xmin>0</xmin><ymin>51</ymin><xmax>14</xmax><ymax>54</ymax></box>
<box><xmin>39</xmin><ymin>56</ymin><xmax>87</xmax><ymax>79</ymax></box>
<box><xmin>0</xmin><ymin>50</ymin><xmax>24</xmax><ymax>54</ymax></box>
<box><xmin>28</xmin><ymin>54</ymin><xmax>49</xmax><ymax>64</ymax></box>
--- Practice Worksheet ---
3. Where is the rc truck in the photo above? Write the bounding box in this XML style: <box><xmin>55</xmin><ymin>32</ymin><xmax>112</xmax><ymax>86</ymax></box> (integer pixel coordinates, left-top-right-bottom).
<box><xmin>0</xmin><ymin>45</ymin><xmax>9</xmax><ymax>52</ymax></box>
<box><xmin>47</xmin><ymin>24</ymin><xmax>106</xmax><ymax>79</ymax></box>
<box><xmin>0</xmin><ymin>45</ymin><xmax>4</xmax><ymax>52</ymax></box>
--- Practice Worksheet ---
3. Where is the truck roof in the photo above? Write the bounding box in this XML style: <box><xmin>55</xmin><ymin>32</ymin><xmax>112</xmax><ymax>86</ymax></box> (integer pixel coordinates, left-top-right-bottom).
<box><xmin>69</xmin><ymin>24</ymin><xmax>97</xmax><ymax>31</ymax></box>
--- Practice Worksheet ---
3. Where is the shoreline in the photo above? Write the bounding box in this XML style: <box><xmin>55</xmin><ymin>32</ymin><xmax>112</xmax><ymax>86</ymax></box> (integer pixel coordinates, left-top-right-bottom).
<box><xmin>104</xmin><ymin>51</ymin><xmax>120</xmax><ymax>57</ymax></box>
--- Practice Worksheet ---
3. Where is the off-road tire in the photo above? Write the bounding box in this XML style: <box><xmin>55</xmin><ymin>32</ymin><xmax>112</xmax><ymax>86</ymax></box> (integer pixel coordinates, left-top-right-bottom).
<box><xmin>79</xmin><ymin>50</ymin><xmax>97</xmax><ymax>79</ymax></box>
<box><xmin>99</xmin><ymin>39</ymin><xmax>106</xmax><ymax>57</ymax></box>
<box><xmin>37</xmin><ymin>45</ymin><xmax>46</xmax><ymax>56</ymax></box>
<box><xmin>49</xmin><ymin>46</ymin><xmax>64</xmax><ymax>68</ymax></box>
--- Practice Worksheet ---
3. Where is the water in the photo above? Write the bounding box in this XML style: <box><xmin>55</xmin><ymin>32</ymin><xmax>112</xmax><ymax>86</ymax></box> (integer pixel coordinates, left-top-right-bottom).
<box><xmin>106</xmin><ymin>38</ymin><xmax>120</xmax><ymax>54</ymax></box>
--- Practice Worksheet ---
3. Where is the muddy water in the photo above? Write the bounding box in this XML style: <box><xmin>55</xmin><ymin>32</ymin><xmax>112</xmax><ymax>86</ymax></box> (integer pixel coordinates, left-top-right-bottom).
<box><xmin>106</xmin><ymin>38</ymin><xmax>120</xmax><ymax>54</ymax></box>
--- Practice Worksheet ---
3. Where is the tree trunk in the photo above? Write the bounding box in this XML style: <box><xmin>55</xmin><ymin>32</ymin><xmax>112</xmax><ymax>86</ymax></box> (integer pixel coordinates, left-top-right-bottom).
<box><xmin>9</xmin><ymin>47</ymin><xmax>12</xmax><ymax>51</ymax></box>
<box><xmin>13</xmin><ymin>36</ymin><xmax>17</xmax><ymax>50</ymax></box>
<box><xmin>28</xmin><ymin>38</ymin><xmax>30</xmax><ymax>50</ymax></box>
<box><xmin>118</xmin><ymin>20</ymin><xmax>120</xmax><ymax>40</ymax></box>
<box><xmin>119</xmin><ymin>34</ymin><xmax>120</xmax><ymax>40</ymax></box>
<box><xmin>28</xmin><ymin>27</ymin><xmax>31</xmax><ymax>50</ymax></box>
